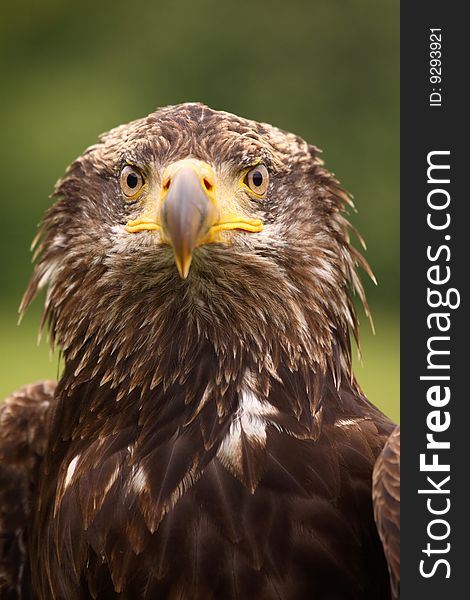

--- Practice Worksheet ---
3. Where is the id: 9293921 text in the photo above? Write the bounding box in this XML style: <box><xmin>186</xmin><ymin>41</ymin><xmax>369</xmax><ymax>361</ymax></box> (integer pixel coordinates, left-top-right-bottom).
<box><xmin>429</xmin><ymin>28</ymin><xmax>442</xmax><ymax>107</ymax></box>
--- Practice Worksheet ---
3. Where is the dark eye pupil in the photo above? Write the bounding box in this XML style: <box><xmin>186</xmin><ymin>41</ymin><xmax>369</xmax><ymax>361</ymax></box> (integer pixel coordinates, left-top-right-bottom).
<box><xmin>252</xmin><ymin>171</ymin><xmax>263</xmax><ymax>187</ymax></box>
<box><xmin>126</xmin><ymin>173</ymin><xmax>138</xmax><ymax>189</ymax></box>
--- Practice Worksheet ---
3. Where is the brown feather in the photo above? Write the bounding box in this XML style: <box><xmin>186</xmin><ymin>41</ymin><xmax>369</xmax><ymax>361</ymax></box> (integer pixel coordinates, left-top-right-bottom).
<box><xmin>373</xmin><ymin>425</ymin><xmax>400</xmax><ymax>599</ymax></box>
<box><xmin>0</xmin><ymin>381</ymin><xmax>56</xmax><ymax>599</ymax></box>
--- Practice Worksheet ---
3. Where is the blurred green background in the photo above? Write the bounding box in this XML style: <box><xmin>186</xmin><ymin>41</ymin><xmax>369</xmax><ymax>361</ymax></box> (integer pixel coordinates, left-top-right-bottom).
<box><xmin>0</xmin><ymin>0</ymin><xmax>399</xmax><ymax>421</ymax></box>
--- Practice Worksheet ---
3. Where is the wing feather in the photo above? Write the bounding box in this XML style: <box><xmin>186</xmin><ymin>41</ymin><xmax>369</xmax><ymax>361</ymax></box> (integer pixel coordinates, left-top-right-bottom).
<box><xmin>0</xmin><ymin>381</ymin><xmax>55</xmax><ymax>599</ymax></box>
<box><xmin>373</xmin><ymin>424</ymin><xmax>400</xmax><ymax>599</ymax></box>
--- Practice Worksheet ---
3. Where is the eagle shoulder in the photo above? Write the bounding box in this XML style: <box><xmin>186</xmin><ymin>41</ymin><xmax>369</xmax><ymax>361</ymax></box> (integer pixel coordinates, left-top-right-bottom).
<box><xmin>0</xmin><ymin>380</ymin><xmax>56</xmax><ymax>599</ymax></box>
<box><xmin>373</xmin><ymin>424</ymin><xmax>400</xmax><ymax>600</ymax></box>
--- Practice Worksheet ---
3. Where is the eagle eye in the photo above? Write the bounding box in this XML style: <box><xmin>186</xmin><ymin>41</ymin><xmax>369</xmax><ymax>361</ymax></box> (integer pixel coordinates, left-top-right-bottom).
<box><xmin>120</xmin><ymin>165</ymin><xmax>145</xmax><ymax>199</ymax></box>
<box><xmin>243</xmin><ymin>165</ymin><xmax>269</xmax><ymax>197</ymax></box>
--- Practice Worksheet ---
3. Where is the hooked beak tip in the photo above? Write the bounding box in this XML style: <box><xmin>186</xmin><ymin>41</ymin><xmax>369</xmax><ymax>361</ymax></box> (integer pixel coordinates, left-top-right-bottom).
<box><xmin>160</xmin><ymin>165</ymin><xmax>216</xmax><ymax>279</ymax></box>
<box><xmin>175</xmin><ymin>255</ymin><xmax>192</xmax><ymax>279</ymax></box>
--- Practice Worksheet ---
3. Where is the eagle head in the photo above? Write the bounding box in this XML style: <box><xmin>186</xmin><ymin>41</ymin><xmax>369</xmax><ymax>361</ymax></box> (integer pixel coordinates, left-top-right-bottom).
<box><xmin>21</xmin><ymin>102</ymin><xmax>371</xmax><ymax>407</ymax></box>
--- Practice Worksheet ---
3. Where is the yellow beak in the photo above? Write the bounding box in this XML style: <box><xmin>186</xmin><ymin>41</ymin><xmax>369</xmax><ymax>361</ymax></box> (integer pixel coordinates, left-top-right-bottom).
<box><xmin>160</xmin><ymin>165</ymin><xmax>218</xmax><ymax>278</ymax></box>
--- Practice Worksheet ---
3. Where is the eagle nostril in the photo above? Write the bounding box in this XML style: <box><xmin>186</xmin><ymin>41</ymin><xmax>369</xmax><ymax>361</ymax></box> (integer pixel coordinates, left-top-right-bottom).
<box><xmin>162</xmin><ymin>177</ymin><xmax>171</xmax><ymax>192</ymax></box>
<box><xmin>203</xmin><ymin>178</ymin><xmax>213</xmax><ymax>193</ymax></box>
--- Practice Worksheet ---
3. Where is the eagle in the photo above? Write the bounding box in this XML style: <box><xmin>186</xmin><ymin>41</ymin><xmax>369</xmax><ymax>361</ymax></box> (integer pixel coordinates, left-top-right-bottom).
<box><xmin>0</xmin><ymin>103</ymin><xmax>399</xmax><ymax>599</ymax></box>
